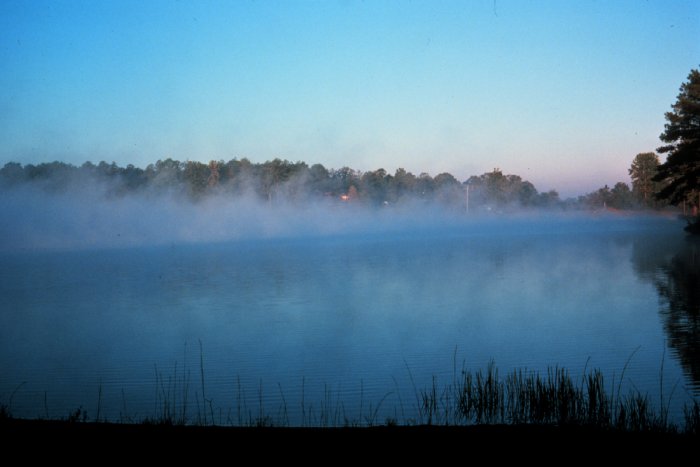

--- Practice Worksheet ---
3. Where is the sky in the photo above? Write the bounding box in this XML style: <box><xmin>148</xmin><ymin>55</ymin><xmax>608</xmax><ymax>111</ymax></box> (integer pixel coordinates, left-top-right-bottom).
<box><xmin>0</xmin><ymin>0</ymin><xmax>698</xmax><ymax>198</ymax></box>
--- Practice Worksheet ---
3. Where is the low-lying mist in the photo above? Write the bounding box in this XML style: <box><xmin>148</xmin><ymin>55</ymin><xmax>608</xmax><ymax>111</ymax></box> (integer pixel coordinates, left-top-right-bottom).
<box><xmin>0</xmin><ymin>181</ymin><xmax>681</xmax><ymax>252</ymax></box>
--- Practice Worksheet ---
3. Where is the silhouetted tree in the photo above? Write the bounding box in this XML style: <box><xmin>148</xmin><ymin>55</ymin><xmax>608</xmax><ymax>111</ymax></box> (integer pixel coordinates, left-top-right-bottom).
<box><xmin>151</xmin><ymin>159</ymin><xmax>184</xmax><ymax>191</ymax></box>
<box><xmin>433</xmin><ymin>172</ymin><xmax>463</xmax><ymax>206</ymax></box>
<box><xmin>610</xmin><ymin>182</ymin><xmax>634</xmax><ymax>209</ymax></box>
<box><xmin>359</xmin><ymin>168</ymin><xmax>388</xmax><ymax>204</ymax></box>
<box><xmin>415</xmin><ymin>172</ymin><xmax>435</xmax><ymax>198</ymax></box>
<box><xmin>580</xmin><ymin>185</ymin><xmax>613</xmax><ymax>209</ymax></box>
<box><xmin>308</xmin><ymin>163</ymin><xmax>331</xmax><ymax>195</ymax></box>
<box><xmin>391</xmin><ymin>168</ymin><xmax>417</xmax><ymax>202</ymax></box>
<box><xmin>96</xmin><ymin>161</ymin><xmax>119</xmax><ymax>179</ymax></box>
<box><xmin>629</xmin><ymin>152</ymin><xmax>660</xmax><ymax>207</ymax></box>
<box><xmin>517</xmin><ymin>181</ymin><xmax>539</xmax><ymax>206</ymax></box>
<box><xmin>462</xmin><ymin>169</ymin><xmax>548</xmax><ymax>210</ymax></box>
<box><xmin>0</xmin><ymin>162</ymin><xmax>26</xmax><ymax>186</ymax></box>
<box><xmin>120</xmin><ymin>163</ymin><xmax>147</xmax><ymax>192</ymax></box>
<box><xmin>537</xmin><ymin>190</ymin><xmax>560</xmax><ymax>208</ymax></box>
<box><xmin>183</xmin><ymin>160</ymin><xmax>209</xmax><ymax>197</ymax></box>
<box><xmin>329</xmin><ymin>167</ymin><xmax>360</xmax><ymax>195</ymax></box>
<box><xmin>483</xmin><ymin>169</ymin><xmax>509</xmax><ymax>205</ymax></box>
<box><xmin>220</xmin><ymin>157</ymin><xmax>256</xmax><ymax>194</ymax></box>
<box><xmin>654</xmin><ymin>68</ymin><xmax>700</xmax><ymax>212</ymax></box>
<box><xmin>22</xmin><ymin>161</ymin><xmax>79</xmax><ymax>191</ymax></box>
<box><xmin>207</xmin><ymin>160</ymin><xmax>220</xmax><ymax>188</ymax></box>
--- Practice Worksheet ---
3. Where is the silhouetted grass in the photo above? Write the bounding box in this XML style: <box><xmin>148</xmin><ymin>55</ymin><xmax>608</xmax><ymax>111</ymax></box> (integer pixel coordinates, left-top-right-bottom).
<box><xmin>684</xmin><ymin>400</ymin><xmax>700</xmax><ymax>435</ymax></box>
<box><xmin>0</xmin><ymin>404</ymin><xmax>11</xmax><ymax>421</ymax></box>
<box><xmin>2</xmin><ymin>358</ymin><xmax>698</xmax><ymax>435</ymax></box>
<box><xmin>422</xmin><ymin>363</ymin><xmax>677</xmax><ymax>432</ymax></box>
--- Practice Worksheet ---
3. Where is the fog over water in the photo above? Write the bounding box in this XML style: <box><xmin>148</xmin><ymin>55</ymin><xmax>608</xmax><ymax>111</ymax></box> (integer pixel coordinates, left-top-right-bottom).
<box><xmin>0</xmin><ymin>181</ymin><xmax>678</xmax><ymax>251</ymax></box>
<box><xmin>0</xmin><ymin>183</ymin><xmax>696</xmax><ymax>425</ymax></box>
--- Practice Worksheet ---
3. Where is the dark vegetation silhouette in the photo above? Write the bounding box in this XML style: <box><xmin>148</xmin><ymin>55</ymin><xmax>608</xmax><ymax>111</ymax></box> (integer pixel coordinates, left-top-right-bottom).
<box><xmin>653</xmin><ymin>68</ymin><xmax>700</xmax><ymax>232</ymax></box>
<box><xmin>652</xmin><ymin>240</ymin><xmax>700</xmax><ymax>393</ymax></box>
<box><xmin>0</xmin><ymin>159</ymin><xmax>564</xmax><ymax>211</ymax></box>
<box><xmin>2</xmin><ymin>359</ymin><xmax>699</xmax><ymax>435</ymax></box>
<box><xmin>631</xmin><ymin>234</ymin><xmax>700</xmax><ymax>397</ymax></box>
<box><xmin>630</xmin><ymin>153</ymin><xmax>663</xmax><ymax>208</ymax></box>
<box><xmin>0</xmin><ymin>157</ymin><xmax>675</xmax><ymax>213</ymax></box>
<box><xmin>656</xmin><ymin>240</ymin><xmax>700</xmax><ymax>392</ymax></box>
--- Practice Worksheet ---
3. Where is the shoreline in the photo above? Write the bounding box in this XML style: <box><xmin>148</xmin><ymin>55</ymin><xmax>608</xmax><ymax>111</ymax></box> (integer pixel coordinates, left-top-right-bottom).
<box><xmin>3</xmin><ymin>418</ymin><xmax>698</xmax><ymax>448</ymax></box>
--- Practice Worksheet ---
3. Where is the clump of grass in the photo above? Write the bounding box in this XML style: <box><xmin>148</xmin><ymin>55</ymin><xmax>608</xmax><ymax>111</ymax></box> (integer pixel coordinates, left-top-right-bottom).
<box><xmin>453</xmin><ymin>361</ymin><xmax>505</xmax><ymax>424</ymax></box>
<box><xmin>0</xmin><ymin>381</ymin><xmax>25</xmax><ymax>422</ymax></box>
<box><xmin>66</xmin><ymin>406</ymin><xmax>88</xmax><ymax>423</ymax></box>
<box><xmin>616</xmin><ymin>393</ymin><xmax>657</xmax><ymax>432</ymax></box>
<box><xmin>585</xmin><ymin>369</ymin><xmax>611</xmax><ymax>427</ymax></box>
<box><xmin>0</xmin><ymin>404</ymin><xmax>12</xmax><ymax>421</ymax></box>
<box><xmin>684</xmin><ymin>400</ymin><xmax>700</xmax><ymax>435</ymax></box>
<box><xmin>415</xmin><ymin>362</ymin><xmax>686</xmax><ymax>433</ymax></box>
<box><xmin>148</xmin><ymin>342</ymin><xmax>195</xmax><ymax>426</ymax></box>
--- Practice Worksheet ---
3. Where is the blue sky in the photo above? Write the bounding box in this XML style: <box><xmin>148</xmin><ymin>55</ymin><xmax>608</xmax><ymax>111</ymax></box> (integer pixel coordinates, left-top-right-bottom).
<box><xmin>1</xmin><ymin>0</ymin><xmax>697</xmax><ymax>197</ymax></box>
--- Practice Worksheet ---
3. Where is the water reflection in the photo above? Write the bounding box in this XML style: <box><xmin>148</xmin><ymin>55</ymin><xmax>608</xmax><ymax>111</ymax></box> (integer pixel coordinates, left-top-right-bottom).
<box><xmin>1</xmin><ymin>218</ymin><xmax>695</xmax><ymax>422</ymax></box>
<box><xmin>633</xmin><ymin>235</ymin><xmax>700</xmax><ymax>394</ymax></box>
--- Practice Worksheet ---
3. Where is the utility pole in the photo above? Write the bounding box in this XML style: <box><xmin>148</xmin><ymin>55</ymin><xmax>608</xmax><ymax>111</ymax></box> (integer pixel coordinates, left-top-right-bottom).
<box><xmin>465</xmin><ymin>182</ymin><xmax>470</xmax><ymax>213</ymax></box>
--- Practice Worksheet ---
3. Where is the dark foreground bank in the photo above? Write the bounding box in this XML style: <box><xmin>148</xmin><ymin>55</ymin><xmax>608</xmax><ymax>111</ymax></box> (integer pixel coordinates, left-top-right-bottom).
<box><xmin>4</xmin><ymin>419</ymin><xmax>699</xmax><ymax>465</ymax></box>
<box><xmin>3</xmin><ymin>418</ymin><xmax>697</xmax><ymax>448</ymax></box>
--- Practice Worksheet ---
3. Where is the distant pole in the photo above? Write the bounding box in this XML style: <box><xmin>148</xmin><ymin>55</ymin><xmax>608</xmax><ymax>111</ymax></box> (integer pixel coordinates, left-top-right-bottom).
<box><xmin>465</xmin><ymin>183</ymin><xmax>470</xmax><ymax>213</ymax></box>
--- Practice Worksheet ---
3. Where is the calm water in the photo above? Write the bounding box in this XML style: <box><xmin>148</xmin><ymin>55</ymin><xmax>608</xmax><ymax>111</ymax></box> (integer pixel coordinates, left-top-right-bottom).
<box><xmin>1</xmin><ymin>214</ymin><xmax>698</xmax><ymax>424</ymax></box>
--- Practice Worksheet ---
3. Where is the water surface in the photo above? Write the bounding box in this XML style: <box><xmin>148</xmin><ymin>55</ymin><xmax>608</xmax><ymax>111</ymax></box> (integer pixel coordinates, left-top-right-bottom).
<box><xmin>1</xmin><ymin>214</ymin><xmax>697</xmax><ymax>424</ymax></box>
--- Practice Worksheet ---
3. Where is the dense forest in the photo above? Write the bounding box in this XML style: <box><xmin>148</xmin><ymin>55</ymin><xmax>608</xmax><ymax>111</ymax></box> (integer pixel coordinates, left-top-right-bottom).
<box><xmin>0</xmin><ymin>154</ymin><xmax>670</xmax><ymax>213</ymax></box>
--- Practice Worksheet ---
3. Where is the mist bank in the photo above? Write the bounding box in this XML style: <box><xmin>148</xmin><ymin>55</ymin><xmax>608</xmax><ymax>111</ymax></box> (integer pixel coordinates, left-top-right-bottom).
<box><xmin>3</xmin><ymin>158</ymin><xmax>664</xmax><ymax>211</ymax></box>
<box><xmin>0</xmin><ymin>179</ymin><xmax>682</xmax><ymax>252</ymax></box>
<box><xmin>0</xmin><ymin>158</ymin><xmax>682</xmax><ymax>251</ymax></box>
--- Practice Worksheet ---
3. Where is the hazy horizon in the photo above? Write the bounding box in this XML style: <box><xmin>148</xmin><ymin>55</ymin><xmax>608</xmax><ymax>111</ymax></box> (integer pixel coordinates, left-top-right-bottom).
<box><xmin>0</xmin><ymin>175</ymin><xmax>681</xmax><ymax>252</ymax></box>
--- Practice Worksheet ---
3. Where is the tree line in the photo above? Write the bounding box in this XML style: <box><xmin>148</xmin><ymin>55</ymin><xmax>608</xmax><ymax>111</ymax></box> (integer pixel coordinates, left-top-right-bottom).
<box><xmin>1</xmin><ymin>67</ymin><xmax>696</xmax><ymax>218</ymax></box>
<box><xmin>0</xmin><ymin>154</ymin><xmax>671</xmax><ymax>212</ymax></box>
<box><xmin>578</xmin><ymin>152</ymin><xmax>667</xmax><ymax>211</ymax></box>
<box><xmin>0</xmin><ymin>158</ymin><xmax>553</xmax><ymax>210</ymax></box>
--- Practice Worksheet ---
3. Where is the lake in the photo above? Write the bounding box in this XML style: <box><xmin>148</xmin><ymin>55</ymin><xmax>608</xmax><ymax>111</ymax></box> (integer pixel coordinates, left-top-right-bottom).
<box><xmin>1</xmin><ymin>213</ymin><xmax>697</xmax><ymax>425</ymax></box>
